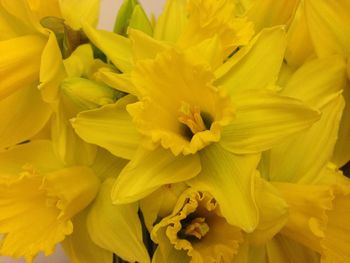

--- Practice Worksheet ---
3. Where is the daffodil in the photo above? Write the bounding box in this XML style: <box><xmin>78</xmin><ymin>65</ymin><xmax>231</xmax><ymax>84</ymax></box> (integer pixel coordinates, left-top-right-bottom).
<box><xmin>72</xmin><ymin>23</ymin><xmax>320</xmax><ymax>232</ymax></box>
<box><xmin>232</xmin><ymin>53</ymin><xmax>348</xmax><ymax>262</ymax></box>
<box><xmin>304</xmin><ymin>0</ymin><xmax>350</xmax><ymax>167</ymax></box>
<box><xmin>0</xmin><ymin>140</ymin><xmax>99</xmax><ymax>262</ymax></box>
<box><xmin>0</xmin><ymin>140</ymin><xmax>150</xmax><ymax>263</ymax></box>
<box><xmin>147</xmin><ymin>175</ymin><xmax>288</xmax><ymax>263</ymax></box>
<box><xmin>151</xmin><ymin>189</ymin><xmax>244</xmax><ymax>263</ymax></box>
<box><xmin>0</xmin><ymin>0</ymin><xmax>100</xmax><ymax>149</ymax></box>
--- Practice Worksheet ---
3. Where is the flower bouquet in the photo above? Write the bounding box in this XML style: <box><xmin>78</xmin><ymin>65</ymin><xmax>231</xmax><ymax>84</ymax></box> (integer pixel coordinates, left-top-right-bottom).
<box><xmin>0</xmin><ymin>0</ymin><xmax>350</xmax><ymax>262</ymax></box>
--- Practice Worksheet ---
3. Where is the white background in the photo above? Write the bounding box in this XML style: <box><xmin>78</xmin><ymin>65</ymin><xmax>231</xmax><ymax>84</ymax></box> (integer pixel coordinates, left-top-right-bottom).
<box><xmin>0</xmin><ymin>0</ymin><xmax>165</xmax><ymax>262</ymax></box>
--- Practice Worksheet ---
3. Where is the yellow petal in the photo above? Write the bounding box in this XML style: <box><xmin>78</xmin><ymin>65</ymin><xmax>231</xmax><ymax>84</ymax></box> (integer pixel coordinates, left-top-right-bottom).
<box><xmin>59</xmin><ymin>0</ymin><xmax>99</xmax><ymax>30</ymax></box>
<box><xmin>62</xmin><ymin>211</ymin><xmax>112</xmax><ymax>263</ymax></box>
<box><xmin>0</xmin><ymin>34</ymin><xmax>46</xmax><ymax>99</ymax></box>
<box><xmin>220</xmin><ymin>90</ymin><xmax>320</xmax><ymax>154</ymax></box>
<box><xmin>1</xmin><ymin>0</ymin><xmax>42</xmax><ymax>31</ymax></box>
<box><xmin>332</xmin><ymin>84</ymin><xmax>350</xmax><ymax>167</ymax></box>
<box><xmin>285</xmin><ymin>2</ymin><xmax>315</xmax><ymax>68</ymax></box>
<box><xmin>266</xmin><ymin>93</ymin><xmax>344</xmax><ymax>184</ymax></box>
<box><xmin>27</xmin><ymin>0</ymin><xmax>61</xmax><ymax>19</ymax></box>
<box><xmin>94</xmin><ymin>70</ymin><xmax>138</xmax><ymax>95</ymax></box>
<box><xmin>246</xmin><ymin>0</ymin><xmax>299</xmax><ymax>32</ymax></box>
<box><xmin>247</xmin><ymin>177</ymin><xmax>288</xmax><ymax>245</ymax></box>
<box><xmin>305</xmin><ymin>0</ymin><xmax>350</xmax><ymax>57</ymax></box>
<box><xmin>0</xmin><ymin>85</ymin><xmax>52</xmax><ymax>149</ymax></box>
<box><xmin>82</xmin><ymin>23</ymin><xmax>133</xmax><ymax>72</ymax></box>
<box><xmin>51</xmin><ymin>92</ymin><xmax>97</xmax><ymax>166</ymax></box>
<box><xmin>87</xmin><ymin>178</ymin><xmax>150</xmax><ymax>263</ymax></box>
<box><xmin>0</xmin><ymin>4</ymin><xmax>32</xmax><ymax>40</ymax></box>
<box><xmin>0</xmin><ymin>140</ymin><xmax>62</xmax><ymax>173</ymax></box>
<box><xmin>188</xmin><ymin>143</ymin><xmax>260</xmax><ymax>232</ymax></box>
<box><xmin>90</xmin><ymin>148</ymin><xmax>128</xmax><ymax>181</ymax></box>
<box><xmin>152</xmin><ymin>245</ymin><xmax>189</xmax><ymax>263</ymax></box>
<box><xmin>265</xmin><ymin>235</ymin><xmax>320</xmax><ymax>263</ymax></box>
<box><xmin>39</xmin><ymin>31</ymin><xmax>66</xmax><ymax>103</ymax></box>
<box><xmin>128</xmin><ymin>28</ymin><xmax>169</xmax><ymax>62</ymax></box>
<box><xmin>215</xmin><ymin>27</ymin><xmax>286</xmax><ymax>96</ymax></box>
<box><xmin>185</xmin><ymin>35</ymin><xmax>224</xmax><ymax>70</ymax></box>
<box><xmin>153</xmin><ymin>0</ymin><xmax>187</xmax><ymax>42</ymax></box>
<box><xmin>112</xmin><ymin>146</ymin><xmax>201</xmax><ymax>204</ymax></box>
<box><xmin>282</xmin><ymin>56</ymin><xmax>347</xmax><ymax>108</ymax></box>
<box><xmin>72</xmin><ymin>95</ymin><xmax>140</xmax><ymax>160</ymax></box>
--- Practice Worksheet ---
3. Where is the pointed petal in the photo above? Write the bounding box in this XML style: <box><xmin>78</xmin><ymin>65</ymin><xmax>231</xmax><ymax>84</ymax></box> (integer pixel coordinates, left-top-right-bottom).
<box><xmin>0</xmin><ymin>140</ymin><xmax>62</xmax><ymax>173</ymax></box>
<box><xmin>51</xmin><ymin>94</ymin><xmax>97</xmax><ymax>166</ymax></box>
<box><xmin>83</xmin><ymin>23</ymin><xmax>133</xmax><ymax>72</ymax></box>
<box><xmin>247</xmin><ymin>177</ymin><xmax>288</xmax><ymax>245</ymax></box>
<box><xmin>247</xmin><ymin>0</ymin><xmax>299</xmax><ymax>32</ymax></box>
<box><xmin>87</xmin><ymin>178</ymin><xmax>150</xmax><ymax>263</ymax></box>
<box><xmin>95</xmin><ymin>70</ymin><xmax>138</xmax><ymax>96</ymax></box>
<box><xmin>185</xmin><ymin>35</ymin><xmax>224</xmax><ymax>70</ymax></box>
<box><xmin>0</xmin><ymin>34</ymin><xmax>46</xmax><ymax>99</ymax></box>
<box><xmin>267</xmin><ymin>94</ymin><xmax>344</xmax><ymax>183</ymax></box>
<box><xmin>333</xmin><ymin>83</ymin><xmax>350</xmax><ymax>167</ymax></box>
<box><xmin>285</xmin><ymin>2</ymin><xmax>315</xmax><ymax>67</ymax></box>
<box><xmin>152</xmin><ymin>243</ymin><xmax>189</xmax><ymax>263</ymax></box>
<box><xmin>112</xmin><ymin>146</ymin><xmax>201</xmax><ymax>204</ymax></box>
<box><xmin>153</xmin><ymin>0</ymin><xmax>187</xmax><ymax>42</ymax></box>
<box><xmin>128</xmin><ymin>28</ymin><xmax>169</xmax><ymax>61</ymax></box>
<box><xmin>91</xmin><ymin>148</ymin><xmax>128</xmax><ymax>181</ymax></box>
<box><xmin>265</xmin><ymin>235</ymin><xmax>320</xmax><ymax>263</ymax></box>
<box><xmin>215</xmin><ymin>27</ymin><xmax>286</xmax><ymax>96</ymax></box>
<box><xmin>39</xmin><ymin>32</ymin><xmax>66</xmax><ymax>103</ymax></box>
<box><xmin>72</xmin><ymin>95</ymin><xmax>140</xmax><ymax>160</ymax></box>
<box><xmin>188</xmin><ymin>144</ymin><xmax>260</xmax><ymax>232</ymax></box>
<box><xmin>0</xmin><ymin>85</ymin><xmax>52</xmax><ymax>149</ymax></box>
<box><xmin>282</xmin><ymin>56</ymin><xmax>347</xmax><ymax>108</ymax></box>
<box><xmin>62</xmin><ymin>211</ymin><xmax>113</xmax><ymax>263</ymax></box>
<box><xmin>220</xmin><ymin>90</ymin><xmax>320</xmax><ymax>154</ymax></box>
<box><xmin>59</xmin><ymin>0</ymin><xmax>100</xmax><ymax>29</ymax></box>
<box><xmin>0</xmin><ymin>4</ymin><xmax>32</xmax><ymax>40</ymax></box>
<box><xmin>305</xmin><ymin>0</ymin><xmax>350</xmax><ymax>57</ymax></box>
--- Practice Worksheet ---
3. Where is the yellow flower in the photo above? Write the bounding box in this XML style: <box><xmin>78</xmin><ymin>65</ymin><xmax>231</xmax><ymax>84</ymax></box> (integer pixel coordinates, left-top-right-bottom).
<box><xmin>151</xmin><ymin>189</ymin><xmax>243</xmax><ymax>263</ymax></box>
<box><xmin>0</xmin><ymin>0</ymin><xmax>100</xmax><ymax>149</ymax></box>
<box><xmin>0</xmin><ymin>140</ymin><xmax>99</xmax><ymax>262</ymax></box>
<box><xmin>305</xmin><ymin>0</ymin><xmax>350</xmax><ymax>168</ymax></box>
<box><xmin>232</xmin><ymin>55</ymin><xmax>349</xmax><ymax>262</ymax></box>
<box><xmin>176</xmin><ymin>0</ymin><xmax>254</xmax><ymax>55</ymax></box>
<box><xmin>0</xmin><ymin>140</ymin><xmax>150</xmax><ymax>263</ymax></box>
<box><xmin>273</xmin><ymin>182</ymin><xmax>350</xmax><ymax>263</ymax></box>
<box><xmin>73</xmin><ymin>27</ymin><xmax>320</xmax><ymax>231</ymax></box>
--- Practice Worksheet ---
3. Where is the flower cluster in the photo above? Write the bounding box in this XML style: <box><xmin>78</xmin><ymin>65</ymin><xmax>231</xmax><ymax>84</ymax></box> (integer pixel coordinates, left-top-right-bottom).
<box><xmin>0</xmin><ymin>0</ymin><xmax>350</xmax><ymax>262</ymax></box>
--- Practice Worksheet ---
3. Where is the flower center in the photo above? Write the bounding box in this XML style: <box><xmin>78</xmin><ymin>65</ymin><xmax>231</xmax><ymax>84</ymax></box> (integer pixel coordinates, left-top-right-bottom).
<box><xmin>179</xmin><ymin>216</ymin><xmax>210</xmax><ymax>240</ymax></box>
<box><xmin>178</xmin><ymin>102</ymin><xmax>213</xmax><ymax>139</ymax></box>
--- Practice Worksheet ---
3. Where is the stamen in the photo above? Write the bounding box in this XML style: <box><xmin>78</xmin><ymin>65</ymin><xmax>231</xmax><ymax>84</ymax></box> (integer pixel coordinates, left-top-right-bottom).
<box><xmin>183</xmin><ymin>217</ymin><xmax>209</xmax><ymax>239</ymax></box>
<box><xmin>178</xmin><ymin>102</ymin><xmax>207</xmax><ymax>135</ymax></box>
